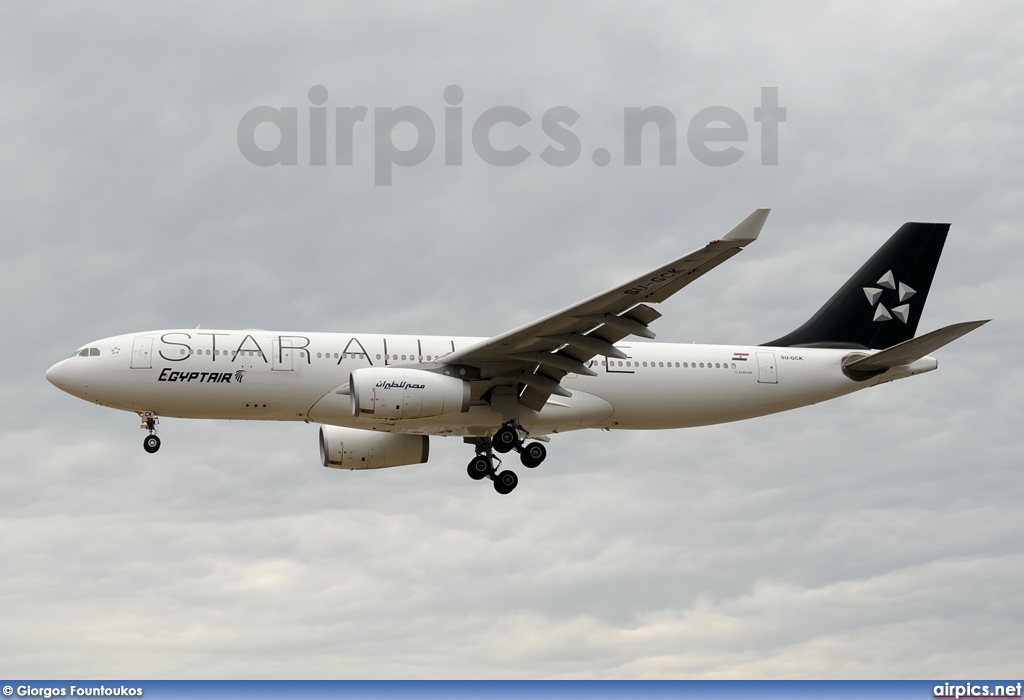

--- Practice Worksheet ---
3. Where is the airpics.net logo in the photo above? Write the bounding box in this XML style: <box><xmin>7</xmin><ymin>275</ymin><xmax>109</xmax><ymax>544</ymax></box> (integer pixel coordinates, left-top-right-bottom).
<box><xmin>237</xmin><ymin>85</ymin><xmax>786</xmax><ymax>185</ymax></box>
<box><xmin>933</xmin><ymin>681</ymin><xmax>1023</xmax><ymax>699</ymax></box>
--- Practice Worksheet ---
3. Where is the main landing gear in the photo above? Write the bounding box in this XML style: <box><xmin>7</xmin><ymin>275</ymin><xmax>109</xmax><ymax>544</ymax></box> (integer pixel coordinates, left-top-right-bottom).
<box><xmin>140</xmin><ymin>411</ymin><xmax>161</xmax><ymax>454</ymax></box>
<box><xmin>466</xmin><ymin>447</ymin><xmax>519</xmax><ymax>495</ymax></box>
<box><xmin>493</xmin><ymin>423</ymin><xmax>547</xmax><ymax>469</ymax></box>
<box><xmin>465</xmin><ymin>422</ymin><xmax>548</xmax><ymax>495</ymax></box>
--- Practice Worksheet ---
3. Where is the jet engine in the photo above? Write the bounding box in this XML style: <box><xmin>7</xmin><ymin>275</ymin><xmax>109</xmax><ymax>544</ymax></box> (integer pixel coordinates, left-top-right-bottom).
<box><xmin>349</xmin><ymin>367</ymin><xmax>470</xmax><ymax>420</ymax></box>
<box><xmin>319</xmin><ymin>425</ymin><xmax>429</xmax><ymax>470</ymax></box>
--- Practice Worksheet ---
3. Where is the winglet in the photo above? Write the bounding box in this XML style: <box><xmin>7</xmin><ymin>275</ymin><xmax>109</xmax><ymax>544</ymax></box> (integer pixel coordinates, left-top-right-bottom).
<box><xmin>721</xmin><ymin>208</ymin><xmax>771</xmax><ymax>243</ymax></box>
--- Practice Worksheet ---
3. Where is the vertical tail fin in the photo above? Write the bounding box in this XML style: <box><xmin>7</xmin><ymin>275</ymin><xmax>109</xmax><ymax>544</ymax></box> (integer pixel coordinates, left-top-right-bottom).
<box><xmin>763</xmin><ymin>222</ymin><xmax>949</xmax><ymax>350</ymax></box>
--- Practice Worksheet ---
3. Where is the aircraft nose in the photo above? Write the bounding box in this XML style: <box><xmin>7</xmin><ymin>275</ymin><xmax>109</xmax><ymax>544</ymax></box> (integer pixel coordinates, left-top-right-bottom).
<box><xmin>45</xmin><ymin>360</ymin><xmax>68</xmax><ymax>389</ymax></box>
<box><xmin>46</xmin><ymin>357</ymin><xmax>96</xmax><ymax>401</ymax></box>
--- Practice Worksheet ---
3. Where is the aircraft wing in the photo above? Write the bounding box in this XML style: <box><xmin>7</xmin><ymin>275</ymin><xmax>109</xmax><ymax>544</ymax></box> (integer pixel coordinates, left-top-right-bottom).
<box><xmin>442</xmin><ymin>208</ymin><xmax>771</xmax><ymax>410</ymax></box>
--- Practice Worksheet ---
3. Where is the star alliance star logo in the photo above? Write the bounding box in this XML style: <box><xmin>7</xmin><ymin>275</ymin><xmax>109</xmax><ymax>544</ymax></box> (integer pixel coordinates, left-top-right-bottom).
<box><xmin>863</xmin><ymin>270</ymin><xmax>915</xmax><ymax>323</ymax></box>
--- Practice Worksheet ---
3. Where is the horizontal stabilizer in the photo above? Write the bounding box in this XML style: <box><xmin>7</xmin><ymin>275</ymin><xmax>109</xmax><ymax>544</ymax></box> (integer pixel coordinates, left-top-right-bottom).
<box><xmin>843</xmin><ymin>320</ymin><xmax>989</xmax><ymax>372</ymax></box>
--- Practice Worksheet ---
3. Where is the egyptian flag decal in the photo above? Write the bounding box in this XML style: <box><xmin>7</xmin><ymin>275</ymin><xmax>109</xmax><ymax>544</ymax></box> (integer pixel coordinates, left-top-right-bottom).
<box><xmin>732</xmin><ymin>352</ymin><xmax>749</xmax><ymax>361</ymax></box>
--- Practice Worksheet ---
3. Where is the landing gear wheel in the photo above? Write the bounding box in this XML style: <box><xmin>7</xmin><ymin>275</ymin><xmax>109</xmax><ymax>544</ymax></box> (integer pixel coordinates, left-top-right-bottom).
<box><xmin>143</xmin><ymin>434</ymin><xmax>161</xmax><ymax>454</ymax></box>
<box><xmin>520</xmin><ymin>442</ymin><xmax>546</xmax><ymax>468</ymax></box>
<box><xmin>492</xmin><ymin>425</ymin><xmax>519</xmax><ymax>453</ymax></box>
<box><xmin>467</xmin><ymin>455</ymin><xmax>491</xmax><ymax>481</ymax></box>
<box><xmin>493</xmin><ymin>470</ymin><xmax>518</xmax><ymax>495</ymax></box>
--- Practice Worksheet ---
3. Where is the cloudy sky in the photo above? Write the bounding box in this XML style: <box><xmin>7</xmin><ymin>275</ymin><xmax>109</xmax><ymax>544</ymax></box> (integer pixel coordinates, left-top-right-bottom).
<box><xmin>2</xmin><ymin>0</ymin><xmax>1022</xmax><ymax>679</ymax></box>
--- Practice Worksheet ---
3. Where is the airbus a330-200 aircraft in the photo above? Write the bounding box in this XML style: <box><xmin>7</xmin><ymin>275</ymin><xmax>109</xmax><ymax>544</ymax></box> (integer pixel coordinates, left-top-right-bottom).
<box><xmin>46</xmin><ymin>209</ymin><xmax>987</xmax><ymax>494</ymax></box>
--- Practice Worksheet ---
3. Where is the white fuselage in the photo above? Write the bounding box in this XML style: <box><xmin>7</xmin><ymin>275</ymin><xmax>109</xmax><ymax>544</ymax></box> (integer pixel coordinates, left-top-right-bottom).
<box><xmin>45</xmin><ymin>329</ymin><xmax>938</xmax><ymax>436</ymax></box>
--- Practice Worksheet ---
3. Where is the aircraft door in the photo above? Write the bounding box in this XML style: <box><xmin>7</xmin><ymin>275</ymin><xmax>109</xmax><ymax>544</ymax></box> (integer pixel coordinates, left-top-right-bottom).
<box><xmin>131</xmin><ymin>337</ymin><xmax>153</xmax><ymax>369</ymax></box>
<box><xmin>756</xmin><ymin>351</ymin><xmax>778</xmax><ymax>384</ymax></box>
<box><xmin>272</xmin><ymin>339</ymin><xmax>293</xmax><ymax>371</ymax></box>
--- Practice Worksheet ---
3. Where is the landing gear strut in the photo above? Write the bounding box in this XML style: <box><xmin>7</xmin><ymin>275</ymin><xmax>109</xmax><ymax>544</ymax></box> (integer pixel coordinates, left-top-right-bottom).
<box><xmin>140</xmin><ymin>411</ymin><xmax>161</xmax><ymax>454</ymax></box>
<box><xmin>463</xmin><ymin>422</ymin><xmax>549</xmax><ymax>494</ymax></box>
<box><xmin>495</xmin><ymin>420</ymin><xmax>548</xmax><ymax>469</ymax></box>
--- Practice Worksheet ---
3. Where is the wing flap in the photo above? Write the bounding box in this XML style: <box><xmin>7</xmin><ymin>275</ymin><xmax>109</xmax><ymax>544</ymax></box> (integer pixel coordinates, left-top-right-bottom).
<box><xmin>623</xmin><ymin>303</ymin><xmax>662</xmax><ymax>326</ymax></box>
<box><xmin>519</xmin><ymin>385</ymin><xmax>550</xmax><ymax>412</ymax></box>
<box><xmin>508</xmin><ymin>352</ymin><xmax>596</xmax><ymax>376</ymax></box>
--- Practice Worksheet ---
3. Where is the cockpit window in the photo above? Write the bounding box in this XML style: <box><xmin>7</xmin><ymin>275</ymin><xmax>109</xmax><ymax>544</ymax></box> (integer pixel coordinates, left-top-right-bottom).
<box><xmin>78</xmin><ymin>349</ymin><xmax>90</xmax><ymax>357</ymax></box>
<box><xmin>90</xmin><ymin>348</ymin><xmax>100</xmax><ymax>356</ymax></box>
<box><xmin>74</xmin><ymin>348</ymin><xmax>100</xmax><ymax>357</ymax></box>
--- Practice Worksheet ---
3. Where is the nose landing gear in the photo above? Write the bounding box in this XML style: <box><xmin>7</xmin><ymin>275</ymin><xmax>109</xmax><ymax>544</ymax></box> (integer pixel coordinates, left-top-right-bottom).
<box><xmin>140</xmin><ymin>412</ymin><xmax>161</xmax><ymax>454</ymax></box>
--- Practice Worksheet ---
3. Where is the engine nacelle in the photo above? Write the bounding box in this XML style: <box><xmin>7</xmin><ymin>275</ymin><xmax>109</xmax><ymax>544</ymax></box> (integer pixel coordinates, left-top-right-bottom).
<box><xmin>319</xmin><ymin>425</ymin><xmax>429</xmax><ymax>470</ymax></box>
<box><xmin>349</xmin><ymin>367</ymin><xmax>470</xmax><ymax>420</ymax></box>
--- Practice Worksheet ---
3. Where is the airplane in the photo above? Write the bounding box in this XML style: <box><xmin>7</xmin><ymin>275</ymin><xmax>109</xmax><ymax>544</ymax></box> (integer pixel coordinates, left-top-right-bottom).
<box><xmin>45</xmin><ymin>209</ymin><xmax>988</xmax><ymax>494</ymax></box>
